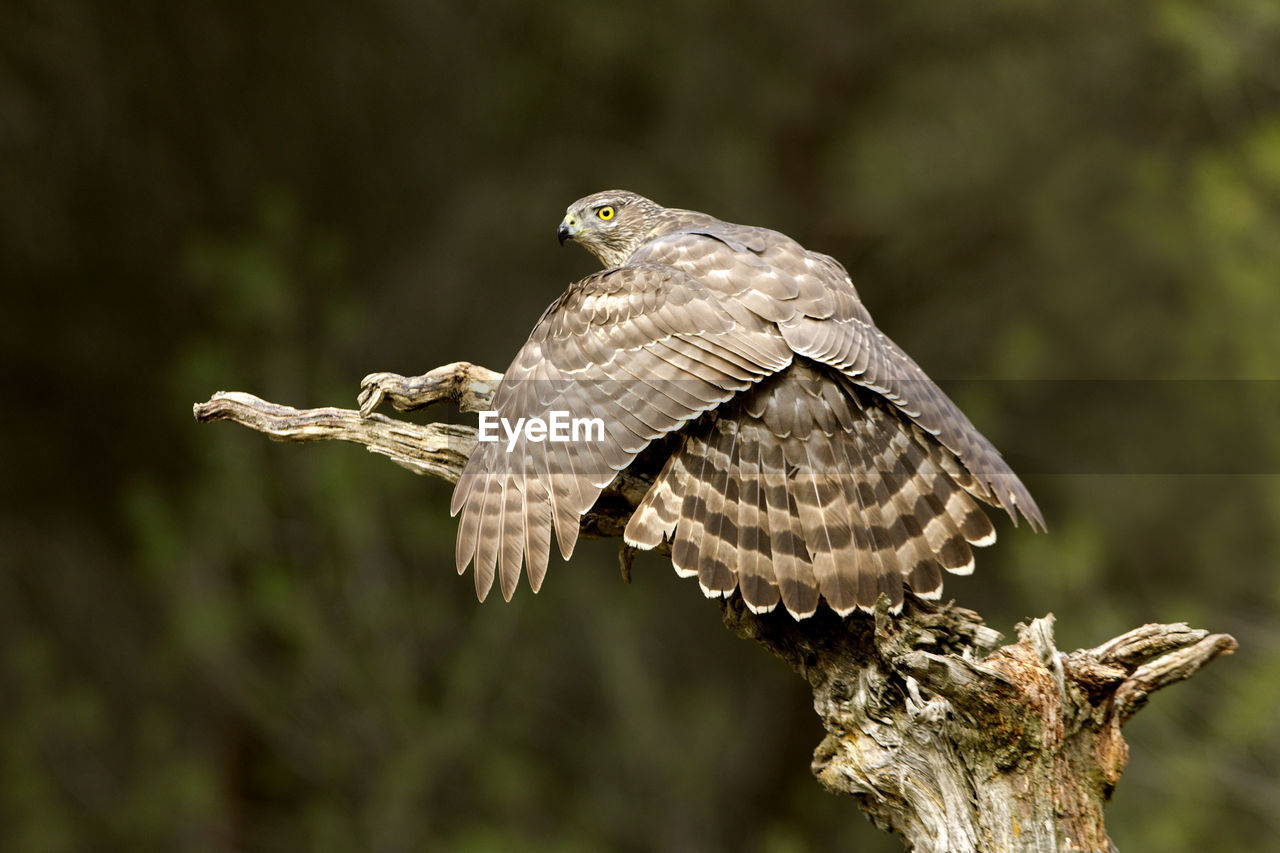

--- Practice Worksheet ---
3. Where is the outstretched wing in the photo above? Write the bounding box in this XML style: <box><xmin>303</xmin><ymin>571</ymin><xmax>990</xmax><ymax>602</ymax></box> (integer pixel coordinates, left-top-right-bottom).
<box><xmin>450</xmin><ymin>263</ymin><xmax>793</xmax><ymax>602</ymax></box>
<box><xmin>632</xmin><ymin>227</ymin><xmax>1045</xmax><ymax>530</ymax></box>
<box><xmin>776</xmin><ymin>268</ymin><xmax>1044</xmax><ymax>529</ymax></box>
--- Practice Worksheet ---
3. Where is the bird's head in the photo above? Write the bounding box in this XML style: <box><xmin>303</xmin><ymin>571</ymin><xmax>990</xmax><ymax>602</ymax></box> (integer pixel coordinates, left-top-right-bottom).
<box><xmin>557</xmin><ymin>190</ymin><xmax>662</xmax><ymax>268</ymax></box>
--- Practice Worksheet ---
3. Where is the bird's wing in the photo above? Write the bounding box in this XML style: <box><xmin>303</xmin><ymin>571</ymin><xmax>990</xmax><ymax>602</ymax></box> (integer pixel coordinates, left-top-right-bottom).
<box><xmin>633</xmin><ymin>228</ymin><xmax>1044</xmax><ymax>530</ymax></box>
<box><xmin>450</xmin><ymin>262</ymin><xmax>793</xmax><ymax>602</ymax></box>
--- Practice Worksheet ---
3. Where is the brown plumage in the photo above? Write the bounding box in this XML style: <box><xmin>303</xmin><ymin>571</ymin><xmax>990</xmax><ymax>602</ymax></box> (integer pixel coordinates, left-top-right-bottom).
<box><xmin>451</xmin><ymin>190</ymin><xmax>1044</xmax><ymax>618</ymax></box>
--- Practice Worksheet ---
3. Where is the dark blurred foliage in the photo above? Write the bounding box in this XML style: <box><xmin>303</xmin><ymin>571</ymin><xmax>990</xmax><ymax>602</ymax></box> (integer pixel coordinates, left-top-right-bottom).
<box><xmin>3</xmin><ymin>1</ymin><xmax>1278</xmax><ymax>850</ymax></box>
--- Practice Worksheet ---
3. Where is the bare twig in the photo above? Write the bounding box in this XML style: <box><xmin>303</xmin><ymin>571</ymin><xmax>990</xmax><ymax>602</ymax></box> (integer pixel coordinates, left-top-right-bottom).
<box><xmin>357</xmin><ymin>361</ymin><xmax>502</xmax><ymax>416</ymax></box>
<box><xmin>194</xmin><ymin>389</ymin><xmax>476</xmax><ymax>482</ymax></box>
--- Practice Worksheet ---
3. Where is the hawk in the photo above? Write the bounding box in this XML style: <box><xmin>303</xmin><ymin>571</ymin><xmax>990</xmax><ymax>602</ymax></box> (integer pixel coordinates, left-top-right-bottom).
<box><xmin>451</xmin><ymin>191</ymin><xmax>1043</xmax><ymax>618</ymax></box>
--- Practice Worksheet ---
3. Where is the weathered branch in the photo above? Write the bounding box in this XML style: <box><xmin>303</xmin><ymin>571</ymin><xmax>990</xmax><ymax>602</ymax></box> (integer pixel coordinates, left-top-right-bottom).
<box><xmin>194</xmin><ymin>362</ymin><xmax>1237</xmax><ymax>853</ymax></box>
<box><xmin>193</xmin><ymin>363</ymin><xmax>650</xmax><ymax>538</ymax></box>
<box><xmin>194</xmin><ymin>388</ymin><xmax>476</xmax><ymax>482</ymax></box>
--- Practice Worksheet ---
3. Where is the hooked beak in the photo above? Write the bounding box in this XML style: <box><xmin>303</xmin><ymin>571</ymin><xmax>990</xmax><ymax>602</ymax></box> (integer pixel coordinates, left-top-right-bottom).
<box><xmin>557</xmin><ymin>215</ymin><xmax>579</xmax><ymax>246</ymax></box>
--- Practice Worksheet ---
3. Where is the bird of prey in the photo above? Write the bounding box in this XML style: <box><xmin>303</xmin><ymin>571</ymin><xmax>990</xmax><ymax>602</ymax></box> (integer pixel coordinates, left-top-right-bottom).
<box><xmin>451</xmin><ymin>190</ymin><xmax>1043</xmax><ymax>618</ymax></box>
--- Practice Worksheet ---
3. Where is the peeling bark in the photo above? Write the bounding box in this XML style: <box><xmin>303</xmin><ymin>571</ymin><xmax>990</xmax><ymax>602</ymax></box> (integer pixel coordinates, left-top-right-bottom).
<box><xmin>194</xmin><ymin>363</ymin><xmax>1237</xmax><ymax>852</ymax></box>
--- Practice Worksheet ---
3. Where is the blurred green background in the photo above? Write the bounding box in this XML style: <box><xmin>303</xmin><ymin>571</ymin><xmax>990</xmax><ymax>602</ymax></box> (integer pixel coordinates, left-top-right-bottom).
<box><xmin>4</xmin><ymin>1</ymin><xmax>1279</xmax><ymax>850</ymax></box>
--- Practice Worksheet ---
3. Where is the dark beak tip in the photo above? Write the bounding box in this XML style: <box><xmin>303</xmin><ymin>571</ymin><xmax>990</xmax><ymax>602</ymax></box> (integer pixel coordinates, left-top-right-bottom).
<box><xmin>557</xmin><ymin>224</ymin><xmax>571</xmax><ymax>246</ymax></box>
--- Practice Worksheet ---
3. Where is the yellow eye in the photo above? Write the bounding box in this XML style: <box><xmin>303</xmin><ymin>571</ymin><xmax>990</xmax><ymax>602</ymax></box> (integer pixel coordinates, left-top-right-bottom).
<box><xmin>597</xmin><ymin>206</ymin><xmax>615</xmax><ymax>221</ymax></box>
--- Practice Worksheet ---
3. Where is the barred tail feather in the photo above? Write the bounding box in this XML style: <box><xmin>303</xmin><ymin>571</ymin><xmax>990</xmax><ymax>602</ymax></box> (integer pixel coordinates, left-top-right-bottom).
<box><xmin>696</xmin><ymin>418</ymin><xmax>739</xmax><ymax>599</ymax></box>
<box><xmin>761</xmin><ymin>439</ymin><xmax>818</xmax><ymax>618</ymax></box>
<box><xmin>734</xmin><ymin>428</ymin><xmax>780</xmax><ymax>614</ymax></box>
